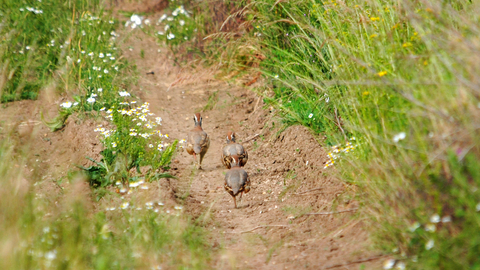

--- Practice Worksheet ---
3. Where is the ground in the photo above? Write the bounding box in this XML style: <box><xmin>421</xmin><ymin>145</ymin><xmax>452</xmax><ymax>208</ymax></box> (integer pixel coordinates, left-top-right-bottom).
<box><xmin>0</xmin><ymin>5</ymin><xmax>386</xmax><ymax>269</ymax></box>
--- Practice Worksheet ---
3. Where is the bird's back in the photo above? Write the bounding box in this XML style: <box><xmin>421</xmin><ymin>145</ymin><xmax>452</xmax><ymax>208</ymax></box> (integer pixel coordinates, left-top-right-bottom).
<box><xmin>222</xmin><ymin>143</ymin><xmax>248</xmax><ymax>168</ymax></box>
<box><xmin>225</xmin><ymin>168</ymin><xmax>248</xmax><ymax>196</ymax></box>
<box><xmin>223</xmin><ymin>143</ymin><xmax>245</xmax><ymax>157</ymax></box>
<box><xmin>187</xmin><ymin>126</ymin><xmax>209</xmax><ymax>154</ymax></box>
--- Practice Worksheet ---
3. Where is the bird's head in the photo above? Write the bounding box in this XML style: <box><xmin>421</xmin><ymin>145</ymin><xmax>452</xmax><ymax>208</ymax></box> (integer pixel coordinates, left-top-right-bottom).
<box><xmin>226</xmin><ymin>131</ymin><xmax>236</xmax><ymax>143</ymax></box>
<box><xmin>193</xmin><ymin>113</ymin><xmax>202</xmax><ymax>127</ymax></box>
<box><xmin>230</xmin><ymin>155</ymin><xmax>240</xmax><ymax>167</ymax></box>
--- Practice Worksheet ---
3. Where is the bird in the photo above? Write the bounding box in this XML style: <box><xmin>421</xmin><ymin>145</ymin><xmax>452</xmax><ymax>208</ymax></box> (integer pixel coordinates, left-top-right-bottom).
<box><xmin>221</xmin><ymin>131</ymin><xmax>248</xmax><ymax>169</ymax></box>
<box><xmin>224</xmin><ymin>155</ymin><xmax>250</xmax><ymax>208</ymax></box>
<box><xmin>186</xmin><ymin>113</ymin><xmax>210</xmax><ymax>169</ymax></box>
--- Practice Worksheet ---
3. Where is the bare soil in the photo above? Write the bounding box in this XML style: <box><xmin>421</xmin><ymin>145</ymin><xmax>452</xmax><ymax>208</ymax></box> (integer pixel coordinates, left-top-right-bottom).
<box><xmin>0</xmin><ymin>6</ymin><xmax>386</xmax><ymax>270</ymax></box>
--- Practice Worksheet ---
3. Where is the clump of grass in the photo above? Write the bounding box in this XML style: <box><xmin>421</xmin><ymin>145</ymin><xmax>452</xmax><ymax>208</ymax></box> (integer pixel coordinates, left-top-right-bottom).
<box><xmin>149</xmin><ymin>0</ymin><xmax>248</xmax><ymax>66</ymax></box>
<box><xmin>154</xmin><ymin>4</ymin><xmax>196</xmax><ymax>51</ymax></box>
<box><xmin>203</xmin><ymin>0</ymin><xmax>480</xmax><ymax>268</ymax></box>
<box><xmin>202</xmin><ymin>90</ymin><xmax>218</xmax><ymax>111</ymax></box>
<box><xmin>82</xmin><ymin>99</ymin><xmax>178</xmax><ymax>189</ymax></box>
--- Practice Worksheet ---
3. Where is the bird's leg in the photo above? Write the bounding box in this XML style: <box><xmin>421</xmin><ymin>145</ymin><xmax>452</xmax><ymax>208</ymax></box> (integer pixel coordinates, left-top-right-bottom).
<box><xmin>193</xmin><ymin>153</ymin><xmax>197</xmax><ymax>168</ymax></box>
<box><xmin>199</xmin><ymin>153</ymin><xmax>205</xmax><ymax>170</ymax></box>
<box><xmin>233</xmin><ymin>196</ymin><xmax>237</xmax><ymax>209</ymax></box>
<box><xmin>239</xmin><ymin>191</ymin><xmax>243</xmax><ymax>202</ymax></box>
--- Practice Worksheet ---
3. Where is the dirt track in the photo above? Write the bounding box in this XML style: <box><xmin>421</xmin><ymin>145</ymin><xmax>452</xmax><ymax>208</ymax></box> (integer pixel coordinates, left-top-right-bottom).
<box><xmin>0</xmin><ymin>7</ymin><xmax>385</xmax><ymax>270</ymax></box>
<box><xmin>118</xmin><ymin>13</ymin><xmax>384</xmax><ymax>269</ymax></box>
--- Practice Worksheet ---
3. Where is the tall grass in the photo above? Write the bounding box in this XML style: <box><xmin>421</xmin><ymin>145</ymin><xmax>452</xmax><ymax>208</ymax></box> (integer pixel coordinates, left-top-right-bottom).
<box><xmin>202</xmin><ymin>0</ymin><xmax>480</xmax><ymax>268</ymax></box>
<box><xmin>0</xmin><ymin>136</ymin><xmax>212</xmax><ymax>269</ymax></box>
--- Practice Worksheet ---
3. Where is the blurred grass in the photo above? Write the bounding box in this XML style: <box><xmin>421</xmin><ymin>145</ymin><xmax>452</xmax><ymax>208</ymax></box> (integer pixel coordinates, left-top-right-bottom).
<box><xmin>0</xmin><ymin>124</ymin><xmax>212</xmax><ymax>270</ymax></box>
<box><xmin>194</xmin><ymin>0</ymin><xmax>480</xmax><ymax>268</ymax></box>
<box><xmin>202</xmin><ymin>90</ymin><xmax>218</xmax><ymax>111</ymax></box>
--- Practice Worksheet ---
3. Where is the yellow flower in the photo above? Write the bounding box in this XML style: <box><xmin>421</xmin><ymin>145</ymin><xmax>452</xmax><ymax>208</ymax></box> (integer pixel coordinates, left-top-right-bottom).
<box><xmin>402</xmin><ymin>42</ymin><xmax>412</xmax><ymax>48</ymax></box>
<box><xmin>363</xmin><ymin>91</ymin><xmax>370</xmax><ymax>96</ymax></box>
<box><xmin>377</xmin><ymin>71</ymin><xmax>387</xmax><ymax>77</ymax></box>
<box><xmin>423</xmin><ymin>60</ymin><xmax>428</xmax><ymax>66</ymax></box>
<box><xmin>370</xmin><ymin>34</ymin><xmax>378</xmax><ymax>38</ymax></box>
<box><xmin>370</xmin><ymin>17</ymin><xmax>380</xmax><ymax>21</ymax></box>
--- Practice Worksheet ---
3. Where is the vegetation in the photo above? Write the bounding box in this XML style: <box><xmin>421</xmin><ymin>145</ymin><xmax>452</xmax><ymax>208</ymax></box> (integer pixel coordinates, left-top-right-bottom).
<box><xmin>1</xmin><ymin>0</ymin><xmax>133</xmax><ymax>126</ymax></box>
<box><xmin>0</xmin><ymin>138</ymin><xmax>211</xmax><ymax>269</ymax></box>
<box><xmin>3</xmin><ymin>0</ymin><xmax>480</xmax><ymax>268</ymax></box>
<box><xmin>194</xmin><ymin>0</ymin><xmax>480</xmax><ymax>268</ymax></box>
<box><xmin>81</xmin><ymin>100</ymin><xmax>178</xmax><ymax>189</ymax></box>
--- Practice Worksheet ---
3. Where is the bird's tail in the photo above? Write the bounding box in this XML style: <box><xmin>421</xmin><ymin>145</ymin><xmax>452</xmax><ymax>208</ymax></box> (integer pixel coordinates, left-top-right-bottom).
<box><xmin>231</xmin><ymin>183</ymin><xmax>241</xmax><ymax>195</ymax></box>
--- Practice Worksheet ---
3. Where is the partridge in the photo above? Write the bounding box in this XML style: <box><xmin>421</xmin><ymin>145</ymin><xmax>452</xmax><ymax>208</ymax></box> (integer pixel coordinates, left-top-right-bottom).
<box><xmin>221</xmin><ymin>131</ymin><xmax>248</xmax><ymax>169</ymax></box>
<box><xmin>224</xmin><ymin>155</ymin><xmax>251</xmax><ymax>208</ymax></box>
<box><xmin>186</xmin><ymin>113</ymin><xmax>210</xmax><ymax>169</ymax></box>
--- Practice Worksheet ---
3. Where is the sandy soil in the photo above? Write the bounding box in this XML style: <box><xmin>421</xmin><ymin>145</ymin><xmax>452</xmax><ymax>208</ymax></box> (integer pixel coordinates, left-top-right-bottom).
<box><xmin>0</xmin><ymin>4</ymin><xmax>386</xmax><ymax>269</ymax></box>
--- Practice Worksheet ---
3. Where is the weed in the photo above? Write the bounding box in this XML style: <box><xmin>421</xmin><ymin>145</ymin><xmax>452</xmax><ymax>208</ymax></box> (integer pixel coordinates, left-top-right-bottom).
<box><xmin>281</xmin><ymin>205</ymin><xmax>312</xmax><ymax>218</ymax></box>
<box><xmin>252</xmin><ymin>141</ymin><xmax>259</xmax><ymax>151</ymax></box>
<box><xmin>81</xmin><ymin>101</ymin><xmax>177</xmax><ymax>188</ymax></box>
<box><xmin>155</xmin><ymin>5</ymin><xmax>196</xmax><ymax>52</ymax></box>
<box><xmin>202</xmin><ymin>91</ymin><xmax>218</xmax><ymax>111</ymax></box>
<box><xmin>283</xmin><ymin>169</ymin><xmax>297</xmax><ymax>186</ymax></box>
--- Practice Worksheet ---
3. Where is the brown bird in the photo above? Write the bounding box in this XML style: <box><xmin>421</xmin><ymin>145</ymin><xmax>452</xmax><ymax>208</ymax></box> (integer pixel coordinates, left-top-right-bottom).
<box><xmin>224</xmin><ymin>155</ymin><xmax>250</xmax><ymax>208</ymax></box>
<box><xmin>221</xmin><ymin>131</ymin><xmax>248</xmax><ymax>169</ymax></box>
<box><xmin>186</xmin><ymin>113</ymin><xmax>210</xmax><ymax>169</ymax></box>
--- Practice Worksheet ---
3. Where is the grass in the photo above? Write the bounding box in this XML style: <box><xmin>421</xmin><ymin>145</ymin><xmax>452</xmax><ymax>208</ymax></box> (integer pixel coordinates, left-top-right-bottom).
<box><xmin>202</xmin><ymin>90</ymin><xmax>219</xmax><ymax>111</ymax></box>
<box><xmin>0</xmin><ymin>144</ymin><xmax>212</xmax><ymax>269</ymax></box>
<box><xmin>1</xmin><ymin>0</ymin><xmax>136</xmax><ymax>128</ymax></box>
<box><xmin>192</xmin><ymin>0</ymin><xmax>480</xmax><ymax>268</ymax></box>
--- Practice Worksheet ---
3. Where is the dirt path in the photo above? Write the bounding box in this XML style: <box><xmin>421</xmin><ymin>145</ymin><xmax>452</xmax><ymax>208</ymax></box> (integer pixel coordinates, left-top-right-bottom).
<box><xmin>0</xmin><ymin>11</ymin><xmax>384</xmax><ymax>269</ymax></box>
<box><xmin>119</xmin><ymin>14</ymin><xmax>384</xmax><ymax>269</ymax></box>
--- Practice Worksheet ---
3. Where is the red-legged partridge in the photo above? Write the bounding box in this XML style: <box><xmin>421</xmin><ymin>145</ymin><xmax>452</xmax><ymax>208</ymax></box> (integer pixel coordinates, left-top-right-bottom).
<box><xmin>221</xmin><ymin>131</ymin><xmax>248</xmax><ymax>169</ymax></box>
<box><xmin>186</xmin><ymin>113</ymin><xmax>210</xmax><ymax>169</ymax></box>
<box><xmin>224</xmin><ymin>155</ymin><xmax>251</xmax><ymax>208</ymax></box>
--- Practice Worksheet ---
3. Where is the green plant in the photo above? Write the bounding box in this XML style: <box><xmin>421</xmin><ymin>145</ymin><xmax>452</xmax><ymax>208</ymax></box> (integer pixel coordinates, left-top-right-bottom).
<box><xmin>202</xmin><ymin>91</ymin><xmax>218</xmax><ymax>111</ymax></box>
<box><xmin>156</xmin><ymin>4</ymin><xmax>196</xmax><ymax>50</ymax></box>
<box><xmin>82</xmin><ymin>100</ymin><xmax>177</xmax><ymax>187</ymax></box>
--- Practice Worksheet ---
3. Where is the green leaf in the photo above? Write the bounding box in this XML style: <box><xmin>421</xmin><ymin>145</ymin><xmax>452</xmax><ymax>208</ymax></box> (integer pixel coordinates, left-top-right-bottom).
<box><xmin>40</xmin><ymin>110</ymin><xmax>71</xmax><ymax>132</ymax></box>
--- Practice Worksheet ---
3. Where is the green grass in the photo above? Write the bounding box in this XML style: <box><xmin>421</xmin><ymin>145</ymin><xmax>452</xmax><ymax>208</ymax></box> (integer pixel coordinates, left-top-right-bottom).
<box><xmin>202</xmin><ymin>90</ymin><xmax>218</xmax><ymax>111</ymax></box>
<box><xmin>195</xmin><ymin>0</ymin><xmax>480</xmax><ymax>268</ymax></box>
<box><xmin>0</xmin><ymin>0</ymin><xmax>134</xmax><ymax>121</ymax></box>
<box><xmin>0</xmin><ymin>141</ymin><xmax>213</xmax><ymax>269</ymax></box>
